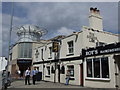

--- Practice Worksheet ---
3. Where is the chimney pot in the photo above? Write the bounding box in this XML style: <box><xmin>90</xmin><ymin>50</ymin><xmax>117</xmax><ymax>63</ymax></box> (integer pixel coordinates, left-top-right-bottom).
<box><xmin>90</xmin><ymin>7</ymin><xmax>93</xmax><ymax>10</ymax></box>
<box><xmin>94</xmin><ymin>8</ymin><xmax>97</xmax><ymax>10</ymax></box>
<box><xmin>97</xmin><ymin>10</ymin><xmax>99</xmax><ymax>12</ymax></box>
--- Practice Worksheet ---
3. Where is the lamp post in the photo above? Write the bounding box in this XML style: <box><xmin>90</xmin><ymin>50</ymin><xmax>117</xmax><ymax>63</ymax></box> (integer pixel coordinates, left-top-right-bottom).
<box><xmin>4</xmin><ymin>2</ymin><xmax>14</xmax><ymax>89</ymax></box>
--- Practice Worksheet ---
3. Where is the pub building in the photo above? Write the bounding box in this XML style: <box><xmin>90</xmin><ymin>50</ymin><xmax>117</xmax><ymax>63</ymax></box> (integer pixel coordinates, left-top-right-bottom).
<box><xmin>33</xmin><ymin>7</ymin><xmax>119</xmax><ymax>89</ymax></box>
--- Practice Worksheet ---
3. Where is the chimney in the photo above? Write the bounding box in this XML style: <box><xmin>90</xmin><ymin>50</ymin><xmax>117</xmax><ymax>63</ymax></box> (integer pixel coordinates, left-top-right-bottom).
<box><xmin>89</xmin><ymin>7</ymin><xmax>103</xmax><ymax>31</ymax></box>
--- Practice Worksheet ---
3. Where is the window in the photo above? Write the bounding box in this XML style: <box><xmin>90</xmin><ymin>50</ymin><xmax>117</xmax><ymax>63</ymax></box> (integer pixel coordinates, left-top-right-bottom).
<box><xmin>86</xmin><ymin>57</ymin><xmax>109</xmax><ymax>79</ymax></box>
<box><xmin>51</xmin><ymin>66</ymin><xmax>55</xmax><ymax>73</ymax></box>
<box><xmin>47</xmin><ymin>66</ymin><xmax>50</xmax><ymax>75</ymax></box>
<box><xmin>93</xmin><ymin>58</ymin><xmax>100</xmax><ymax>78</ymax></box>
<box><xmin>67</xmin><ymin>65</ymin><xmax>74</xmax><ymax>77</ymax></box>
<box><xmin>87</xmin><ymin>59</ymin><xmax>92</xmax><ymax>77</ymax></box>
<box><xmin>67</xmin><ymin>41</ymin><xmax>74</xmax><ymax>54</ymax></box>
<box><xmin>18</xmin><ymin>42</ymin><xmax>32</xmax><ymax>58</ymax></box>
<box><xmin>61</xmin><ymin>66</ymin><xmax>65</xmax><ymax>74</ymax></box>
<box><xmin>35</xmin><ymin>50</ymin><xmax>39</xmax><ymax>59</ymax></box>
<box><xmin>101</xmin><ymin>57</ymin><xmax>109</xmax><ymax>78</ymax></box>
<box><xmin>49</xmin><ymin>47</ymin><xmax>52</xmax><ymax>58</ymax></box>
<box><xmin>41</xmin><ymin>49</ymin><xmax>43</xmax><ymax>60</ymax></box>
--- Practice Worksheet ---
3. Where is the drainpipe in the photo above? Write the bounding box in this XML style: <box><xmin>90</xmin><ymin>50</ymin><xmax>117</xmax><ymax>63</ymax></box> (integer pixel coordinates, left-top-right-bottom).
<box><xmin>42</xmin><ymin>59</ymin><xmax>44</xmax><ymax>81</ymax></box>
<box><xmin>54</xmin><ymin>52</ymin><xmax>57</xmax><ymax>83</ymax></box>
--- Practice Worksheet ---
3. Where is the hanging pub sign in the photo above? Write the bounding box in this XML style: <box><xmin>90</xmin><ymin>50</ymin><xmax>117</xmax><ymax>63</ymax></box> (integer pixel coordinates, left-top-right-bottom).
<box><xmin>52</xmin><ymin>40</ymin><xmax>59</xmax><ymax>52</ymax></box>
<box><xmin>82</xmin><ymin>42</ymin><xmax>120</xmax><ymax>57</ymax></box>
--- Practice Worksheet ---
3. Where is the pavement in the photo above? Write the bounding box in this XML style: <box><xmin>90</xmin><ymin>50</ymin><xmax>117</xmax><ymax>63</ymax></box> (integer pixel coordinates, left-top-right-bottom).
<box><xmin>8</xmin><ymin>79</ymin><xmax>84</xmax><ymax>88</ymax></box>
<box><xmin>7</xmin><ymin>79</ymin><xmax>117</xmax><ymax>90</ymax></box>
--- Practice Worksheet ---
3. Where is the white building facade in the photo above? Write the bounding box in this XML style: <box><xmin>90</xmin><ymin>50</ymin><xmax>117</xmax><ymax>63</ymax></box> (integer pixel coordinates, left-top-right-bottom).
<box><xmin>33</xmin><ymin>8</ymin><xmax>119</xmax><ymax>88</ymax></box>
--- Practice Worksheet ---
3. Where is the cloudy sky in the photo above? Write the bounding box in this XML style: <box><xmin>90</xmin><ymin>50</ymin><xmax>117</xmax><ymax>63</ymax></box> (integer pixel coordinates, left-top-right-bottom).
<box><xmin>1</xmin><ymin>2</ymin><xmax>118</xmax><ymax>57</ymax></box>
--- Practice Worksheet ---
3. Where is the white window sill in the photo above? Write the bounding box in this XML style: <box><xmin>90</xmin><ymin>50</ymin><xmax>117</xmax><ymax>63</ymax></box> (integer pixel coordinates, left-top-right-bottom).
<box><xmin>48</xmin><ymin>57</ymin><xmax>52</xmax><ymax>59</ymax></box>
<box><xmin>66</xmin><ymin>53</ymin><xmax>74</xmax><ymax>56</ymax></box>
<box><xmin>85</xmin><ymin>77</ymin><xmax>110</xmax><ymax>81</ymax></box>
<box><xmin>45</xmin><ymin>75</ymin><xmax>50</xmax><ymax>78</ymax></box>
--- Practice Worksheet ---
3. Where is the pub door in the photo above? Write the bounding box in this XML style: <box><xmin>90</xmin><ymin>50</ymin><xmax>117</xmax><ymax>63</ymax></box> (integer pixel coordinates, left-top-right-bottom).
<box><xmin>80</xmin><ymin>63</ymin><xmax>83</xmax><ymax>86</ymax></box>
<box><xmin>57</xmin><ymin>65</ymin><xmax>60</xmax><ymax>83</ymax></box>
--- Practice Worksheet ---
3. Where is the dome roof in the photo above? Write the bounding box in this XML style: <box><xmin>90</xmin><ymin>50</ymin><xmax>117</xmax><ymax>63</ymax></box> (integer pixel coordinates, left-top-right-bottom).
<box><xmin>16</xmin><ymin>24</ymin><xmax>47</xmax><ymax>36</ymax></box>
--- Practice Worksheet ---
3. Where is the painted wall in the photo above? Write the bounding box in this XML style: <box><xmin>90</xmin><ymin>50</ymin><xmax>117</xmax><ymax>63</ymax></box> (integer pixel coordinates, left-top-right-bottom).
<box><xmin>11</xmin><ymin>44</ymin><xmax>18</xmax><ymax>60</ymax></box>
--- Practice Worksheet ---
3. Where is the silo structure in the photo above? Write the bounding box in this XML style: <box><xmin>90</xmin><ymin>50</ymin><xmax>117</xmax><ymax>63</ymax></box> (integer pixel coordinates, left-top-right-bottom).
<box><xmin>13</xmin><ymin>25</ymin><xmax>47</xmax><ymax>77</ymax></box>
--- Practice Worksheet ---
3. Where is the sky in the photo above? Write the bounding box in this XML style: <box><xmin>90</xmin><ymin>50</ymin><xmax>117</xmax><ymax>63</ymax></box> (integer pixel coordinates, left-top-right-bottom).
<box><xmin>1</xmin><ymin>2</ymin><xmax>119</xmax><ymax>57</ymax></box>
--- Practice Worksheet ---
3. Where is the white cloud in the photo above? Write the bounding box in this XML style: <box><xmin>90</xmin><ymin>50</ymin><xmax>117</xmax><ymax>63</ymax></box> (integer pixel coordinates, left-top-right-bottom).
<box><xmin>14</xmin><ymin>2</ymin><xmax>118</xmax><ymax>34</ymax></box>
<box><xmin>55</xmin><ymin>27</ymin><xmax>75</xmax><ymax>36</ymax></box>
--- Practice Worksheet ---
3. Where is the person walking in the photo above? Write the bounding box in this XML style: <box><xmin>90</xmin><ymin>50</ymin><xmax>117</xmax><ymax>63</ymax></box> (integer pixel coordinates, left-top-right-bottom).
<box><xmin>31</xmin><ymin>67</ymin><xmax>38</xmax><ymax>85</ymax></box>
<box><xmin>25</xmin><ymin>67</ymin><xmax>31</xmax><ymax>85</ymax></box>
<box><xmin>65</xmin><ymin>70</ymin><xmax>70</xmax><ymax>85</ymax></box>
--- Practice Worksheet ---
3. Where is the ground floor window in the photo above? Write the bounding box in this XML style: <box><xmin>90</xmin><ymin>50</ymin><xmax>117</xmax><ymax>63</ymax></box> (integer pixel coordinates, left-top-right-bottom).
<box><xmin>67</xmin><ymin>65</ymin><xmax>74</xmax><ymax>77</ymax></box>
<box><xmin>61</xmin><ymin>66</ymin><xmax>65</xmax><ymax>74</ymax></box>
<box><xmin>86</xmin><ymin>57</ymin><xmax>109</xmax><ymax>78</ymax></box>
<box><xmin>46</xmin><ymin>66</ymin><xmax>50</xmax><ymax>75</ymax></box>
<box><xmin>51</xmin><ymin>66</ymin><xmax>55</xmax><ymax>73</ymax></box>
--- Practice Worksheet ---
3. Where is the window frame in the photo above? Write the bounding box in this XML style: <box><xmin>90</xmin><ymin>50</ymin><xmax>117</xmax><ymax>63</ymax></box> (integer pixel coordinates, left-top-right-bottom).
<box><xmin>67</xmin><ymin>41</ymin><xmax>74</xmax><ymax>55</ymax></box>
<box><xmin>86</xmin><ymin>57</ymin><xmax>110</xmax><ymax>80</ymax></box>
<box><xmin>46</xmin><ymin>66</ymin><xmax>50</xmax><ymax>76</ymax></box>
<box><xmin>67</xmin><ymin>65</ymin><xmax>74</xmax><ymax>77</ymax></box>
<box><xmin>18</xmin><ymin>42</ymin><xmax>32</xmax><ymax>58</ymax></box>
<box><xmin>49</xmin><ymin>47</ymin><xmax>52</xmax><ymax>59</ymax></box>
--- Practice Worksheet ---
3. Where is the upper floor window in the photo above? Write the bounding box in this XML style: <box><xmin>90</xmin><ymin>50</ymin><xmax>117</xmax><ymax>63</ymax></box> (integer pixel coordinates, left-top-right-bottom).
<box><xmin>35</xmin><ymin>50</ymin><xmax>39</xmax><ymax>59</ymax></box>
<box><xmin>18</xmin><ymin>42</ymin><xmax>32</xmax><ymax>58</ymax></box>
<box><xmin>67</xmin><ymin>41</ymin><xmax>74</xmax><ymax>54</ymax></box>
<box><xmin>49</xmin><ymin>47</ymin><xmax>52</xmax><ymax>58</ymax></box>
<box><xmin>41</xmin><ymin>49</ymin><xmax>43</xmax><ymax>60</ymax></box>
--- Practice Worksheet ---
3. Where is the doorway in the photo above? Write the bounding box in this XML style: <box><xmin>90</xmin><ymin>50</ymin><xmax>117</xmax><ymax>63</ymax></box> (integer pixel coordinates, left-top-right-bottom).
<box><xmin>80</xmin><ymin>63</ymin><xmax>83</xmax><ymax>86</ymax></box>
<box><xmin>18</xmin><ymin>63</ymin><xmax>31</xmax><ymax>77</ymax></box>
<box><xmin>57</xmin><ymin>65</ymin><xmax>60</xmax><ymax>83</ymax></box>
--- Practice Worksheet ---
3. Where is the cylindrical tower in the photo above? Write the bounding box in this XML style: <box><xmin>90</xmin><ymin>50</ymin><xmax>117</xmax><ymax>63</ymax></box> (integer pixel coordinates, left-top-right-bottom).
<box><xmin>12</xmin><ymin>25</ymin><xmax>47</xmax><ymax>77</ymax></box>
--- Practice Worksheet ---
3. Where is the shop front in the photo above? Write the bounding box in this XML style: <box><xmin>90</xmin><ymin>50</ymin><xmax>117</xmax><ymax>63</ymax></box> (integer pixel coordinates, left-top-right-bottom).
<box><xmin>82</xmin><ymin>42</ymin><xmax>120</xmax><ymax>88</ymax></box>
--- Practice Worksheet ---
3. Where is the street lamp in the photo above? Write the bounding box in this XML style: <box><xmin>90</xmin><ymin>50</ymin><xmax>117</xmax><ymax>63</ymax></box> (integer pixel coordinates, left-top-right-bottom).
<box><xmin>4</xmin><ymin>2</ymin><xmax>14</xmax><ymax>89</ymax></box>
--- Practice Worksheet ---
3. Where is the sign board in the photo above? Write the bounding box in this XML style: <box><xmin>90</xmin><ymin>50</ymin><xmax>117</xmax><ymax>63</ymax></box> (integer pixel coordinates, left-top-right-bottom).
<box><xmin>52</xmin><ymin>41</ymin><xmax>59</xmax><ymax>52</ymax></box>
<box><xmin>17</xmin><ymin>59</ymin><xmax>32</xmax><ymax>64</ymax></box>
<box><xmin>82</xmin><ymin>42</ymin><xmax>120</xmax><ymax>57</ymax></box>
